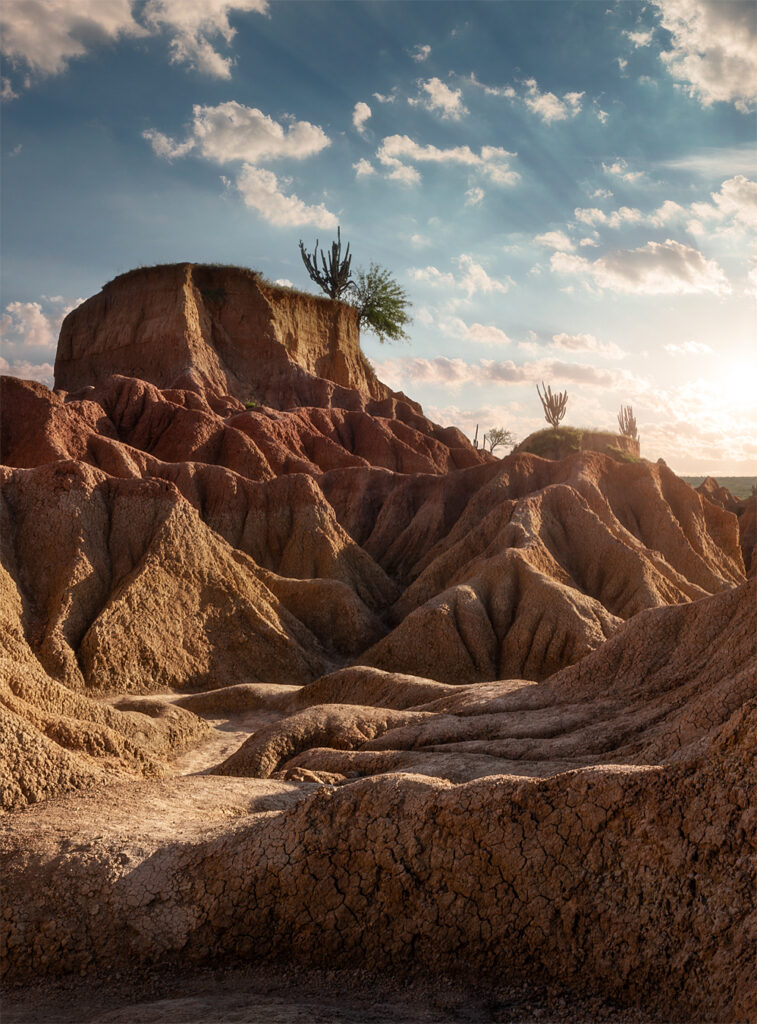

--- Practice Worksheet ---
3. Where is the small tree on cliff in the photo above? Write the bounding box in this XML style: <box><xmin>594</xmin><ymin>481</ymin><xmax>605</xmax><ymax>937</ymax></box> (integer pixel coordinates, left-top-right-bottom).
<box><xmin>350</xmin><ymin>263</ymin><xmax>412</xmax><ymax>344</ymax></box>
<box><xmin>483</xmin><ymin>427</ymin><xmax>515</xmax><ymax>454</ymax></box>
<box><xmin>299</xmin><ymin>226</ymin><xmax>353</xmax><ymax>299</ymax></box>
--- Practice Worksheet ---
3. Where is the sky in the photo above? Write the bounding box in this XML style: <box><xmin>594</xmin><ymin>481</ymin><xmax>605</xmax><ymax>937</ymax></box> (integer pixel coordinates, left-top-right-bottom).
<box><xmin>1</xmin><ymin>0</ymin><xmax>756</xmax><ymax>475</ymax></box>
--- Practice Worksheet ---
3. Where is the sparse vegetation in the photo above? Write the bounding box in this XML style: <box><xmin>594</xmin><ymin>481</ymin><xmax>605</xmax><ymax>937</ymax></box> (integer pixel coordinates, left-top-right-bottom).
<box><xmin>537</xmin><ymin>381</ymin><xmax>568</xmax><ymax>428</ymax></box>
<box><xmin>299</xmin><ymin>226</ymin><xmax>353</xmax><ymax>300</ymax></box>
<box><xmin>515</xmin><ymin>426</ymin><xmax>583</xmax><ymax>457</ymax></box>
<box><xmin>483</xmin><ymin>427</ymin><xmax>516</xmax><ymax>454</ymax></box>
<box><xmin>351</xmin><ymin>263</ymin><xmax>412</xmax><ymax>344</ymax></box>
<box><xmin>618</xmin><ymin>404</ymin><xmax>639</xmax><ymax>441</ymax></box>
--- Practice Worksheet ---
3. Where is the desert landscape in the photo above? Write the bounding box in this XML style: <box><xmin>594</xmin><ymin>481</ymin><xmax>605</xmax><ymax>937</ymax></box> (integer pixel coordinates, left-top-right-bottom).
<box><xmin>1</xmin><ymin>264</ymin><xmax>755</xmax><ymax>1023</ymax></box>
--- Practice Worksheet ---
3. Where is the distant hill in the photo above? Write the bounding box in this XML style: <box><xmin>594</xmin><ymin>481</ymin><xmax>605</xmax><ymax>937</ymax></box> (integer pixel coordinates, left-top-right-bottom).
<box><xmin>682</xmin><ymin>476</ymin><xmax>756</xmax><ymax>500</ymax></box>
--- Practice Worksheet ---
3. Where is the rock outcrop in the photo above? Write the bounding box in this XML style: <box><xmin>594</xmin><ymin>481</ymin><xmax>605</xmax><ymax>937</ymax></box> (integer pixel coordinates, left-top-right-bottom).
<box><xmin>55</xmin><ymin>264</ymin><xmax>390</xmax><ymax>407</ymax></box>
<box><xmin>1</xmin><ymin>265</ymin><xmax>754</xmax><ymax>1023</ymax></box>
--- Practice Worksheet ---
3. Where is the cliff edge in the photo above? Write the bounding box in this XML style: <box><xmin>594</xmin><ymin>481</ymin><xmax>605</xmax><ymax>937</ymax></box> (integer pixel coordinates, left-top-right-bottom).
<box><xmin>54</xmin><ymin>264</ymin><xmax>391</xmax><ymax>409</ymax></box>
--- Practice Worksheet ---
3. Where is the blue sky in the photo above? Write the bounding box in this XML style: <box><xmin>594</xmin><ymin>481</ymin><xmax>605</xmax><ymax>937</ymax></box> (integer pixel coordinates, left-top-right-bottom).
<box><xmin>2</xmin><ymin>0</ymin><xmax>756</xmax><ymax>473</ymax></box>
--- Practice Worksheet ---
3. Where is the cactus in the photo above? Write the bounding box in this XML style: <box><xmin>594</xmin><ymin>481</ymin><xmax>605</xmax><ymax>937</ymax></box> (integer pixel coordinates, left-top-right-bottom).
<box><xmin>299</xmin><ymin>226</ymin><xmax>353</xmax><ymax>300</ymax></box>
<box><xmin>618</xmin><ymin>404</ymin><xmax>638</xmax><ymax>440</ymax></box>
<box><xmin>537</xmin><ymin>381</ymin><xmax>568</xmax><ymax>429</ymax></box>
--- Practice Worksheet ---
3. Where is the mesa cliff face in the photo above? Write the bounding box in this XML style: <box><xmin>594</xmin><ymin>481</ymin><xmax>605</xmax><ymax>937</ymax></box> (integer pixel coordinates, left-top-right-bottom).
<box><xmin>1</xmin><ymin>266</ymin><xmax>755</xmax><ymax>1022</ymax></box>
<box><xmin>55</xmin><ymin>263</ymin><xmax>390</xmax><ymax>407</ymax></box>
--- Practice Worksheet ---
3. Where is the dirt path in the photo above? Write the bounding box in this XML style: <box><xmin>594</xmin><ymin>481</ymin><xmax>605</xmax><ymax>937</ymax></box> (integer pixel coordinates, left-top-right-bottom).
<box><xmin>3</xmin><ymin>963</ymin><xmax>657</xmax><ymax>1024</ymax></box>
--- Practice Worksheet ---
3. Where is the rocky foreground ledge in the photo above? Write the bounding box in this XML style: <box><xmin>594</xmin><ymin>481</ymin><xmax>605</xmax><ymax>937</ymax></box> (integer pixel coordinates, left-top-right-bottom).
<box><xmin>1</xmin><ymin>265</ymin><xmax>755</xmax><ymax>1023</ymax></box>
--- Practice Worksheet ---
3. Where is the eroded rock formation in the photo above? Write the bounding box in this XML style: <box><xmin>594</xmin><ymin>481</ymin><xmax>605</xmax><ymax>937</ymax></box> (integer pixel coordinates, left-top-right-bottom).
<box><xmin>1</xmin><ymin>264</ymin><xmax>754</xmax><ymax>1022</ymax></box>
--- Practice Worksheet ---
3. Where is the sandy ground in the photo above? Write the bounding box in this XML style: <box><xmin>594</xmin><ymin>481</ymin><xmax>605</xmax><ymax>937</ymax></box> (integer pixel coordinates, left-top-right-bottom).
<box><xmin>3</xmin><ymin>963</ymin><xmax>658</xmax><ymax>1024</ymax></box>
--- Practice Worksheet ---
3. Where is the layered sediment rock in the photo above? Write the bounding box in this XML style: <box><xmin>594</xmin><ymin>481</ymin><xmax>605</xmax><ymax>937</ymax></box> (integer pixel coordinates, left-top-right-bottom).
<box><xmin>1</xmin><ymin>264</ymin><xmax>754</xmax><ymax>1022</ymax></box>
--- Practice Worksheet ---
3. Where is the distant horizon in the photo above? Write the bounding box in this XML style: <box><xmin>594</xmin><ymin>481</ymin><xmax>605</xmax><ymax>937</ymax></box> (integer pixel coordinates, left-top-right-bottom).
<box><xmin>1</xmin><ymin>0</ymin><xmax>756</xmax><ymax>475</ymax></box>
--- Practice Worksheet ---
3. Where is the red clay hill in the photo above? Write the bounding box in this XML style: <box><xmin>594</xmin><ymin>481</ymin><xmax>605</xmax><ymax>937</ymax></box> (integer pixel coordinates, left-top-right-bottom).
<box><xmin>1</xmin><ymin>264</ymin><xmax>754</xmax><ymax>1023</ymax></box>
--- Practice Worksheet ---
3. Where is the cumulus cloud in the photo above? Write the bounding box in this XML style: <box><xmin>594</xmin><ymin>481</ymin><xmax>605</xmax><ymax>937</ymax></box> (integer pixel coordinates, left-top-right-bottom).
<box><xmin>411</xmin><ymin>44</ymin><xmax>431</xmax><ymax>62</ymax></box>
<box><xmin>235</xmin><ymin>166</ymin><xmax>337</xmax><ymax>228</ymax></box>
<box><xmin>652</xmin><ymin>0</ymin><xmax>757</xmax><ymax>111</ymax></box>
<box><xmin>523</xmin><ymin>79</ymin><xmax>583</xmax><ymax>122</ymax></box>
<box><xmin>551</xmin><ymin>332</ymin><xmax>626</xmax><ymax>359</ymax></box>
<box><xmin>377</xmin><ymin>135</ymin><xmax>519</xmax><ymax>187</ymax></box>
<box><xmin>409</xmin><ymin>77</ymin><xmax>468</xmax><ymax>119</ymax></box>
<box><xmin>602</xmin><ymin>158</ymin><xmax>644</xmax><ymax>182</ymax></box>
<box><xmin>143</xmin><ymin>101</ymin><xmax>335</xmax><ymax>228</ymax></box>
<box><xmin>664</xmin><ymin>340</ymin><xmax>713</xmax><ymax>355</ymax></box>
<box><xmin>465</xmin><ymin>186</ymin><xmax>485</xmax><ymax>207</ymax></box>
<box><xmin>144</xmin><ymin>102</ymin><xmax>330</xmax><ymax>164</ymax></box>
<box><xmin>625</xmin><ymin>28</ymin><xmax>654</xmax><ymax>47</ymax></box>
<box><xmin>353</xmin><ymin>158</ymin><xmax>376</xmax><ymax>178</ymax></box>
<box><xmin>551</xmin><ymin>239</ymin><xmax>731</xmax><ymax>296</ymax></box>
<box><xmin>410</xmin><ymin>255</ymin><xmax>508</xmax><ymax>298</ymax></box>
<box><xmin>534</xmin><ymin>230</ymin><xmax>574</xmax><ymax>252</ymax></box>
<box><xmin>0</xmin><ymin>0</ymin><xmax>267</xmax><ymax>85</ymax></box>
<box><xmin>352</xmin><ymin>101</ymin><xmax>371</xmax><ymax>135</ymax></box>
<box><xmin>689</xmin><ymin>175</ymin><xmax>757</xmax><ymax>231</ymax></box>
<box><xmin>141</xmin><ymin>0</ymin><xmax>268</xmax><ymax>78</ymax></box>
<box><xmin>372</xmin><ymin>89</ymin><xmax>398</xmax><ymax>103</ymax></box>
<box><xmin>0</xmin><ymin>356</ymin><xmax>55</xmax><ymax>387</ymax></box>
<box><xmin>0</xmin><ymin>295</ymin><xmax>83</xmax><ymax>387</ymax></box>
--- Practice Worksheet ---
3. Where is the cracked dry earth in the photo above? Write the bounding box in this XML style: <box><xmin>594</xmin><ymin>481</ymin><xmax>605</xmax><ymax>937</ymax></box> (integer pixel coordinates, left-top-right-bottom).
<box><xmin>2</xmin><ymin>267</ymin><xmax>757</xmax><ymax>1024</ymax></box>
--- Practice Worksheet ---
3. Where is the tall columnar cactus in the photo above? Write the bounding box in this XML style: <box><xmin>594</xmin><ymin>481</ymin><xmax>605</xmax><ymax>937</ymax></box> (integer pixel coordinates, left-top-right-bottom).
<box><xmin>299</xmin><ymin>226</ymin><xmax>353</xmax><ymax>300</ymax></box>
<box><xmin>618</xmin><ymin>404</ymin><xmax>639</xmax><ymax>440</ymax></box>
<box><xmin>537</xmin><ymin>381</ymin><xmax>568</xmax><ymax>429</ymax></box>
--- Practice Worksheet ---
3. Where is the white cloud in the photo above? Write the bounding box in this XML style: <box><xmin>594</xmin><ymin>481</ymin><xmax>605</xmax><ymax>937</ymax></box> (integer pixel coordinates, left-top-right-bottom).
<box><xmin>143</xmin><ymin>102</ymin><xmax>335</xmax><ymax>228</ymax></box>
<box><xmin>409</xmin><ymin>266</ymin><xmax>456</xmax><ymax>288</ymax></box>
<box><xmin>353</xmin><ymin>158</ymin><xmax>376</xmax><ymax>178</ymax></box>
<box><xmin>0</xmin><ymin>0</ymin><xmax>267</xmax><ymax>84</ymax></box>
<box><xmin>373</xmin><ymin>354</ymin><xmax>637</xmax><ymax>392</ymax></box>
<box><xmin>465</xmin><ymin>186</ymin><xmax>485</xmax><ymax>207</ymax></box>
<box><xmin>596</xmin><ymin>108</ymin><xmax>609</xmax><ymax>124</ymax></box>
<box><xmin>0</xmin><ymin>0</ymin><xmax>144</xmax><ymax>76</ymax></box>
<box><xmin>664</xmin><ymin>340</ymin><xmax>713</xmax><ymax>355</ymax></box>
<box><xmin>662</xmin><ymin>145</ymin><xmax>757</xmax><ymax>177</ymax></box>
<box><xmin>141</xmin><ymin>0</ymin><xmax>268</xmax><ymax>79</ymax></box>
<box><xmin>411</xmin><ymin>43</ymin><xmax>431</xmax><ymax>62</ymax></box>
<box><xmin>579</xmin><ymin>237</ymin><xmax>599</xmax><ymax>248</ymax></box>
<box><xmin>617</xmin><ymin>57</ymin><xmax>628</xmax><ymax>72</ymax></box>
<box><xmin>377</xmin><ymin>135</ymin><xmax>519</xmax><ymax>187</ymax></box>
<box><xmin>235</xmin><ymin>165</ymin><xmax>337</xmax><ymax>228</ymax></box>
<box><xmin>523</xmin><ymin>78</ymin><xmax>583</xmax><ymax>122</ymax></box>
<box><xmin>409</xmin><ymin>255</ymin><xmax>508</xmax><ymax>298</ymax></box>
<box><xmin>745</xmin><ymin>265</ymin><xmax>757</xmax><ymax>299</ymax></box>
<box><xmin>551</xmin><ymin>332</ymin><xmax>626</xmax><ymax>359</ymax></box>
<box><xmin>144</xmin><ymin>102</ymin><xmax>330</xmax><ymax>164</ymax></box>
<box><xmin>591</xmin><ymin>187</ymin><xmax>613</xmax><ymax>200</ymax></box>
<box><xmin>456</xmin><ymin>255</ymin><xmax>508</xmax><ymax>297</ymax></box>
<box><xmin>1</xmin><ymin>76</ymin><xmax>18</xmax><ymax>100</ymax></box>
<box><xmin>352</xmin><ymin>101</ymin><xmax>371</xmax><ymax>135</ymax></box>
<box><xmin>409</xmin><ymin>77</ymin><xmax>468</xmax><ymax>119</ymax></box>
<box><xmin>0</xmin><ymin>356</ymin><xmax>55</xmax><ymax>388</ymax></box>
<box><xmin>534</xmin><ymin>230</ymin><xmax>574</xmax><ymax>252</ymax></box>
<box><xmin>1</xmin><ymin>300</ymin><xmax>57</xmax><ymax>349</ymax></box>
<box><xmin>465</xmin><ymin>323</ymin><xmax>514</xmax><ymax>346</ymax></box>
<box><xmin>625</xmin><ymin>28</ymin><xmax>654</xmax><ymax>47</ymax></box>
<box><xmin>689</xmin><ymin>175</ymin><xmax>757</xmax><ymax>231</ymax></box>
<box><xmin>274</xmin><ymin>278</ymin><xmax>293</xmax><ymax>288</ymax></box>
<box><xmin>467</xmin><ymin>72</ymin><xmax>517</xmax><ymax>99</ymax></box>
<box><xmin>372</xmin><ymin>90</ymin><xmax>398</xmax><ymax>103</ymax></box>
<box><xmin>551</xmin><ymin>239</ymin><xmax>731</xmax><ymax>296</ymax></box>
<box><xmin>652</xmin><ymin>0</ymin><xmax>757</xmax><ymax>111</ymax></box>
<box><xmin>574</xmin><ymin>205</ymin><xmax>644</xmax><ymax>228</ymax></box>
<box><xmin>602</xmin><ymin>158</ymin><xmax>644</xmax><ymax>182</ymax></box>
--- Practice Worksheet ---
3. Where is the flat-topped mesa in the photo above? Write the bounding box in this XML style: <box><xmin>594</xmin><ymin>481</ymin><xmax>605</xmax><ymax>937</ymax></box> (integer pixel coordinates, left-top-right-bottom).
<box><xmin>54</xmin><ymin>263</ymin><xmax>392</xmax><ymax>410</ymax></box>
